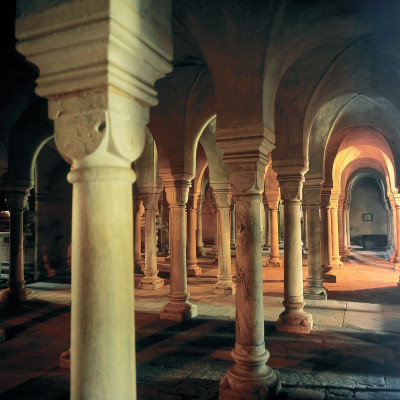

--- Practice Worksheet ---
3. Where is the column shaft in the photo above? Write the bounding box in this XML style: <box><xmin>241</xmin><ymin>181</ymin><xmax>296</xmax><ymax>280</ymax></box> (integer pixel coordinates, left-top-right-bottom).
<box><xmin>330</xmin><ymin>202</ymin><xmax>343</xmax><ymax>268</ymax></box>
<box><xmin>138</xmin><ymin>193</ymin><xmax>164</xmax><ymax>289</ymax></box>
<box><xmin>230</xmin><ymin>203</ymin><xmax>236</xmax><ymax>248</ymax></box>
<box><xmin>69</xmin><ymin>166</ymin><xmax>136</xmax><ymax>400</ymax></box>
<box><xmin>187</xmin><ymin>194</ymin><xmax>201</xmax><ymax>275</ymax></box>
<box><xmin>133</xmin><ymin>195</ymin><xmax>142</xmax><ymax>272</ymax></box>
<box><xmin>160</xmin><ymin>183</ymin><xmax>197</xmax><ymax>321</ymax></box>
<box><xmin>196</xmin><ymin>197</ymin><xmax>205</xmax><ymax>256</ymax></box>
<box><xmin>220</xmin><ymin>193</ymin><xmax>279</xmax><ymax>398</ymax></box>
<box><xmin>276</xmin><ymin>184</ymin><xmax>312</xmax><ymax>334</ymax></box>
<box><xmin>266</xmin><ymin>205</ymin><xmax>281</xmax><ymax>267</ymax></box>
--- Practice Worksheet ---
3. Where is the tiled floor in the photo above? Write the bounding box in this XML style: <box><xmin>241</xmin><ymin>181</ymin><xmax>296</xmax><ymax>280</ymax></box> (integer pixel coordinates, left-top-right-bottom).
<box><xmin>1</xmin><ymin>250</ymin><xmax>400</xmax><ymax>399</ymax></box>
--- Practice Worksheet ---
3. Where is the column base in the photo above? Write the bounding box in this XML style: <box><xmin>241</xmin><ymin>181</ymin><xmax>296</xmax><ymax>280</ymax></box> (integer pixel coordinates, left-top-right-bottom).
<box><xmin>322</xmin><ymin>273</ymin><xmax>336</xmax><ymax>283</ymax></box>
<box><xmin>332</xmin><ymin>257</ymin><xmax>343</xmax><ymax>269</ymax></box>
<box><xmin>276</xmin><ymin>302</ymin><xmax>313</xmax><ymax>334</ymax></box>
<box><xmin>212</xmin><ymin>281</ymin><xmax>236</xmax><ymax>295</ymax></box>
<box><xmin>137</xmin><ymin>276</ymin><xmax>164</xmax><ymax>290</ymax></box>
<box><xmin>60</xmin><ymin>348</ymin><xmax>70</xmax><ymax>370</ymax></box>
<box><xmin>187</xmin><ymin>261</ymin><xmax>202</xmax><ymax>276</ymax></box>
<box><xmin>160</xmin><ymin>301</ymin><xmax>198</xmax><ymax>322</ymax></box>
<box><xmin>219</xmin><ymin>350</ymin><xmax>281</xmax><ymax>400</ymax></box>
<box><xmin>304</xmin><ymin>290</ymin><xmax>328</xmax><ymax>301</ymax></box>
<box><xmin>340</xmin><ymin>253</ymin><xmax>348</xmax><ymax>261</ymax></box>
<box><xmin>266</xmin><ymin>257</ymin><xmax>281</xmax><ymax>268</ymax></box>
<box><xmin>1</xmin><ymin>286</ymin><xmax>31</xmax><ymax>306</ymax></box>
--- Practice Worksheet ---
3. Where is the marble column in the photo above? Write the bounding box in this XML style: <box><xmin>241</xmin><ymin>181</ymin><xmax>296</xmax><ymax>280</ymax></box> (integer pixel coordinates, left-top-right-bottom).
<box><xmin>345</xmin><ymin>201</ymin><xmax>352</xmax><ymax>254</ymax></box>
<box><xmin>212</xmin><ymin>185</ymin><xmax>235</xmax><ymax>295</ymax></box>
<box><xmin>320</xmin><ymin>190</ymin><xmax>335</xmax><ymax>283</ymax></box>
<box><xmin>133</xmin><ymin>194</ymin><xmax>143</xmax><ymax>273</ymax></box>
<box><xmin>303</xmin><ymin>181</ymin><xmax>327</xmax><ymax>301</ymax></box>
<box><xmin>266</xmin><ymin>198</ymin><xmax>281</xmax><ymax>268</ymax></box>
<box><xmin>230</xmin><ymin>202</ymin><xmax>236</xmax><ymax>249</ymax></box>
<box><xmin>138</xmin><ymin>190</ymin><xmax>164</xmax><ymax>289</ymax></box>
<box><xmin>160</xmin><ymin>181</ymin><xmax>198</xmax><ymax>321</ymax></box>
<box><xmin>275</xmin><ymin>171</ymin><xmax>313</xmax><ymax>334</ymax></box>
<box><xmin>338</xmin><ymin>196</ymin><xmax>347</xmax><ymax>261</ymax></box>
<box><xmin>263</xmin><ymin>199</ymin><xmax>270</xmax><ymax>250</ymax></box>
<box><xmin>1</xmin><ymin>182</ymin><xmax>32</xmax><ymax>306</ymax></box>
<box><xmin>16</xmin><ymin>1</ymin><xmax>172</xmax><ymax>398</ymax></box>
<box><xmin>187</xmin><ymin>192</ymin><xmax>202</xmax><ymax>275</ymax></box>
<box><xmin>302</xmin><ymin>204</ymin><xmax>308</xmax><ymax>255</ymax></box>
<box><xmin>330</xmin><ymin>194</ymin><xmax>343</xmax><ymax>269</ymax></box>
<box><xmin>217</xmin><ymin>130</ymin><xmax>280</xmax><ymax>399</ymax></box>
<box><xmin>196</xmin><ymin>196</ymin><xmax>205</xmax><ymax>256</ymax></box>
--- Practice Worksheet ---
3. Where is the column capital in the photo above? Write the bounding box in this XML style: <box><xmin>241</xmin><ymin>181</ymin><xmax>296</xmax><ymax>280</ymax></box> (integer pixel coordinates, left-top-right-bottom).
<box><xmin>2</xmin><ymin>180</ymin><xmax>33</xmax><ymax>211</ymax></box>
<box><xmin>276</xmin><ymin>175</ymin><xmax>304</xmax><ymax>202</ymax></box>
<box><xmin>187</xmin><ymin>192</ymin><xmax>199</xmax><ymax>210</ymax></box>
<box><xmin>216</xmin><ymin>125</ymin><xmax>271</xmax><ymax>195</ymax></box>
<box><xmin>303</xmin><ymin>179</ymin><xmax>322</xmax><ymax>206</ymax></box>
<box><xmin>16</xmin><ymin>0</ymin><xmax>173</xmax><ymax>168</ymax></box>
<box><xmin>320</xmin><ymin>186</ymin><xmax>333</xmax><ymax>208</ymax></box>
<box><xmin>211</xmin><ymin>183</ymin><xmax>232</xmax><ymax>209</ymax></box>
<box><xmin>164</xmin><ymin>181</ymin><xmax>190</xmax><ymax>207</ymax></box>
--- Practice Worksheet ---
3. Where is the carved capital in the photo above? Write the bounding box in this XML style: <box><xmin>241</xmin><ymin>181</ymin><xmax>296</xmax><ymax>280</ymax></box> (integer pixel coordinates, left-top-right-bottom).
<box><xmin>303</xmin><ymin>178</ymin><xmax>322</xmax><ymax>206</ymax></box>
<box><xmin>2</xmin><ymin>180</ymin><xmax>33</xmax><ymax>211</ymax></box>
<box><xmin>187</xmin><ymin>193</ymin><xmax>199</xmax><ymax>210</ymax></box>
<box><xmin>212</xmin><ymin>185</ymin><xmax>232</xmax><ymax>209</ymax></box>
<box><xmin>164</xmin><ymin>181</ymin><xmax>190</xmax><ymax>207</ymax></box>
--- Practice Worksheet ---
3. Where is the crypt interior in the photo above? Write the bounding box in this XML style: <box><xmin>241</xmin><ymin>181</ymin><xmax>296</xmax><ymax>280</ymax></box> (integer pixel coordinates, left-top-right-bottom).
<box><xmin>1</xmin><ymin>0</ymin><xmax>400</xmax><ymax>399</ymax></box>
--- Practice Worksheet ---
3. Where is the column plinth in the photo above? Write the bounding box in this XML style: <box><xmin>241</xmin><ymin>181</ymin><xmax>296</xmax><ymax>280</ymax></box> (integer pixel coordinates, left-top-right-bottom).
<box><xmin>160</xmin><ymin>181</ymin><xmax>197</xmax><ymax>322</ymax></box>
<box><xmin>138</xmin><ymin>191</ymin><xmax>164</xmax><ymax>290</ymax></box>
<box><xmin>1</xmin><ymin>183</ymin><xmax>32</xmax><ymax>307</ymax></box>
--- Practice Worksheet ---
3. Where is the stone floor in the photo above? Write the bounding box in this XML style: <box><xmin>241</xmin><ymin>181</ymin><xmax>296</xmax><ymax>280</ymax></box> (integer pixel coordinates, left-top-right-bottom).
<box><xmin>1</xmin><ymin>250</ymin><xmax>400</xmax><ymax>399</ymax></box>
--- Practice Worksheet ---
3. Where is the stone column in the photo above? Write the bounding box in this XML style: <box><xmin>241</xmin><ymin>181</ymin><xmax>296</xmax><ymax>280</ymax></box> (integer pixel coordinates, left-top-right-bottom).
<box><xmin>16</xmin><ymin>2</ymin><xmax>172</xmax><ymax>398</ymax></box>
<box><xmin>230</xmin><ymin>202</ymin><xmax>236</xmax><ymax>249</ymax></box>
<box><xmin>320</xmin><ymin>189</ymin><xmax>335</xmax><ymax>282</ymax></box>
<box><xmin>138</xmin><ymin>190</ymin><xmax>164</xmax><ymax>289</ymax></box>
<box><xmin>160</xmin><ymin>191</ymin><xmax>170</xmax><ymax>258</ymax></box>
<box><xmin>260</xmin><ymin>198</ymin><xmax>266</xmax><ymax>247</ymax></box>
<box><xmin>196</xmin><ymin>195</ymin><xmax>205</xmax><ymax>256</ymax></box>
<box><xmin>303</xmin><ymin>181</ymin><xmax>327</xmax><ymax>301</ymax></box>
<box><xmin>385</xmin><ymin>202</ymin><xmax>393</xmax><ymax>259</ymax></box>
<box><xmin>263</xmin><ymin>199</ymin><xmax>270</xmax><ymax>250</ymax></box>
<box><xmin>275</xmin><ymin>169</ymin><xmax>313</xmax><ymax>334</ymax></box>
<box><xmin>133</xmin><ymin>194</ymin><xmax>142</xmax><ymax>273</ymax></box>
<box><xmin>1</xmin><ymin>182</ymin><xmax>32</xmax><ymax>306</ymax></box>
<box><xmin>330</xmin><ymin>193</ymin><xmax>343</xmax><ymax>269</ymax></box>
<box><xmin>187</xmin><ymin>192</ymin><xmax>202</xmax><ymax>275</ymax></box>
<box><xmin>338</xmin><ymin>196</ymin><xmax>347</xmax><ymax>261</ymax></box>
<box><xmin>160</xmin><ymin>180</ymin><xmax>198</xmax><ymax>321</ymax></box>
<box><xmin>302</xmin><ymin>204</ymin><xmax>308</xmax><ymax>254</ymax></box>
<box><xmin>212</xmin><ymin>185</ymin><xmax>235</xmax><ymax>295</ymax></box>
<box><xmin>394</xmin><ymin>197</ymin><xmax>400</xmax><ymax>268</ymax></box>
<box><xmin>266</xmin><ymin>196</ymin><xmax>281</xmax><ymax>268</ymax></box>
<box><xmin>217</xmin><ymin>128</ymin><xmax>280</xmax><ymax>399</ymax></box>
<box><xmin>345</xmin><ymin>201</ymin><xmax>352</xmax><ymax>253</ymax></box>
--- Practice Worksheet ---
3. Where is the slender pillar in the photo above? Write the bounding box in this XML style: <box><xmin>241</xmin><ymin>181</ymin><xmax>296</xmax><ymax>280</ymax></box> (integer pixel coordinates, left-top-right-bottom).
<box><xmin>275</xmin><ymin>172</ymin><xmax>313</xmax><ymax>334</ymax></box>
<box><xmin>217</xmin><ymin>130</ymin><xmax>280</xmax><ymax>399</ymax></box>
<box><xmin>390</xmin><ymin>200</ymin><xmax>397</xmax><ymax>263</ymax></box>
<box><xmin>160</xmin><ymin>191</ymin><xmax>170</xmax><ymax>257</ymax></box>
<box><xmin>320</xmin><ymin>189</ymin><xmax>336</xmax><ymax>283</ymax></box>
<box><xmin>160</xmin><ymin>181</ymin><xmax>197</xmax><ymax>321</ymax></box>
<box><xmin>138</xmin><ymin>191</ymin><xmax>164</xmax><ymax>289</ymax></box>
<box><xmin>330</xmin><ymin>194</ymin><xmax>343</xmax><ymax>269</ymax></box>
<box><xmin>263</xmin><ymin>199</ymin><xmax>270</xmax><ymax>250</ymax></box>
<box><xmin>230</xmin><ymin>202</ymin><xmax>236</xmax><ymax>249</ymax></box>
<box><xmin>266</xmin><ymin>198</ymin><xmax>281</xmax><ymax>268</ymax></box>
<box><xmin>133</xmin><ymin>194</ymin><xmax>143</xmax><ymax>273</ymax></box>
<box><xmin>16</xmin><ymin>2</ymin><xmax>172</xmax><ymax>398</ymax></box>
<box><xmin>303</xmin><ymin>182</ymin><xmax>327</xmax><ymax>300</ymax></box>
<box><xmin>338</xmin><ymin>196</ymin><xmax>347</xmax><ymax>261</ymax></box>
<box><xmin>187</xmin><ymin>192</ymin><xmax>202</xmax><ymax>275</ymax></box>
<box><xmin>302</xmin><ymin>204</ymin><xmax>308</xmax><ymax>254</ymax></box>
<box><xmin>212</xmin><ymin>185</ymin><xmax>235</xmax><ymax>295</ymax></box>
<box><xmin>1</xmin><ymin>182</ymin><xmax>32</xmax><ymax>306</ymax></box>
<box><xmin>196</xmin><ymin>195</ymin><xmax>205</xmax><ymax>256</ymax></box>
<box><xmin>345</xmin><ymin>201</ymin><xmax>352</xmax><ymax>253</ymax></box>
<box><xmin>385</xmin><ymin>202</ymin><xmax>393</xmax><ymax>259</ymax></box>
<box><xmin>394</xmin><ymin>199</ymin><xmax>400</xmax><ymax>269</ymax></box>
